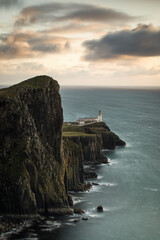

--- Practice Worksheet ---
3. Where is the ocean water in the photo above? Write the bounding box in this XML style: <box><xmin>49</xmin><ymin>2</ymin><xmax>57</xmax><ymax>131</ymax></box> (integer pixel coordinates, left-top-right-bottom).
<box><xmin>7</xmin><ymin>87</ymin><xmax>160</xmax><ymax>240</ymax></box>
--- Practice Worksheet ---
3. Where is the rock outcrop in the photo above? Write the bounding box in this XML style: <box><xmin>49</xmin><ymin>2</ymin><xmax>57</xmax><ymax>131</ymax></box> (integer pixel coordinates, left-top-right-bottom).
<box><xmin>63</xmin><ymin>121</ymin><xmax>126</xmax><ymax>166</ymax></box>
<box><xmin>82</xmin><ymin>122</ymin><xmax>126</xmax><ymax>149</ymax></box>
<box><xmin>64</xmin><ymin>135</ymin><xmax>106</xmax><ymax>164</ymax></box>
<box><xmin>63</xmin><ymin>138</ymin><xmax>84</xmax><ymax>191</ymax></box>
<box><xmin>0</xmin><ymin>76</ymin><xmax>69</xmax><ymax>215</ymax></box>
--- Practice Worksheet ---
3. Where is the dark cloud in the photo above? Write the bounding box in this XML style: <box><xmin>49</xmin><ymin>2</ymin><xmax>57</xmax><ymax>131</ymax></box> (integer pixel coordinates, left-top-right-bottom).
<box><xmin>83</xmin><ymin>24</ymin><xmax>160</xmax><ymax>61</ymax></box>
<box><xmin>0</xmin><ymin>31</ymin><xmax>69</xmax><ymax>59</ymax></box>
<box><xmin>0</xmin><ymin>0</ymin><xmax>22</xmax><ymax>8</ymax></box>
<box><xmin>61</xmin><ymin>7</ymin><xmax>133</xmax><ymax>22</ymax></box>
<box><xmin>41</xmin><ymin>23</ymin><xmax>92</xmax><ymax>34</ymax></box>
<box><xmin>31</xmin><ymin>44</ymin><xmax>60</xmax><ymax>53</ymax></box>
<box><xmin>15</xmin><ymin>3</ymin><xmax>135</xmax><ymax>26</ymax></box>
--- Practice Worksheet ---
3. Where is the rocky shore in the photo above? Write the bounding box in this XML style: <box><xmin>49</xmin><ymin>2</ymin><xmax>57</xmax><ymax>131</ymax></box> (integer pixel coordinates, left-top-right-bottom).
<box><xmin>0</xmin><ymin>75</ymin><xmax>125</xmax><ymax>238</ymax></box>
<box><xmin>0</xmin><ymin>215</ymin><xmax>42</xmax><ymax>239</ymax></box>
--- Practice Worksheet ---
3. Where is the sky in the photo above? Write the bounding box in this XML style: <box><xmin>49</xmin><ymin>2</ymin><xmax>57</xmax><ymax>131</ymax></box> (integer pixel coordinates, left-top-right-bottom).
<box><xmin>0</xmin><ymin>0</ymin><xmax>160</xmax><ymax>86</ymax></box>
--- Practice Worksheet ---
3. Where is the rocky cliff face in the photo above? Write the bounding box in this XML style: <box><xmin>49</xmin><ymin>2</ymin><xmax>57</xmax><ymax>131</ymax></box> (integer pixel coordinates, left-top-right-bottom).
<box><xmin>63</xmin><ymin>122</ymin><xmax>125</xmax><ymax>167</ymax></box>
<box><xmin>63</xmin><ymin>138</ymin><xmax>84</xmax><ymax>191</ymax></box>
<box><xmin>64</xmin><ymin>135</ymin><xmax>105</xmax><ymax>164</ymax></box>
<box><xmin>82</xmin><ymin>122</ymin><xmax>126</xmax><ymax>150</ymax></box>
<box><xmin>0</xmin><ymin>75</ymin><xmax>126</xmax><ymax>216</ymax></box>
<box><xmin>0</xmin><ymin>76</ymin><xmax>69</xmax><ymax>215</ymax></box>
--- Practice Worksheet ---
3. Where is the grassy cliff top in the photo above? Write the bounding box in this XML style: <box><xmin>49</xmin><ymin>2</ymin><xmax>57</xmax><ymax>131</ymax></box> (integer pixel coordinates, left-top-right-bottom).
<box><xmin>0</xmin><ymin>75</ymin><xmax>58</xmax><ymax>99</ymax></box>
<box><xmin>63</xmin><ymin>121</ymin><xmax>109</xmax><ymax>137</ymax></box>
<box><xmin>63</xmin><ymin>132</ymin><xmax>96</xmax><ymax>137</ymax></box>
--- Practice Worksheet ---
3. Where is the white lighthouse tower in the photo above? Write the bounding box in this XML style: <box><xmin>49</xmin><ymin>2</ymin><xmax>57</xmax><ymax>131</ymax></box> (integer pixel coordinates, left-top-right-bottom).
<box><xmin>98</xmin><ymin>111</ymin><xmax>102</xmax><ymax>122</ymax></box>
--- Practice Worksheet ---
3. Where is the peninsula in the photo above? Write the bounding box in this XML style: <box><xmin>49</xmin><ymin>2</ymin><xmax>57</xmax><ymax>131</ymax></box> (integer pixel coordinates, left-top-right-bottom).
<box><xmin>0</xmin><ymin>76</ymin><xmax>125</xmax><ymax>233</ymax></box>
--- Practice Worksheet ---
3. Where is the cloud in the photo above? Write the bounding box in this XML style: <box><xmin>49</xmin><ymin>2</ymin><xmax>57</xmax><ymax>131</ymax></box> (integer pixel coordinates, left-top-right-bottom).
<box><xmin>0</xmin><ymin>62</ymin><xmax>47</xmax><ymax>74</ymax></box>
<box><xmin>16</xmin><ymin>62</ymin><xmax>47</xmax><ymax>73</ymax></box>
<box><xmin>42</xmin><ymin>23</ymin><xmax>97</xmax><ymax>34</ymax></box>
<box><xmin>83</xmin><ymin>24</ymin><xmax>160</xmax><ymax>61</ymax></box>
<box><xmin>62</xmin><ymin>7</ymin><xmax>134</xmax><ymax>23</ymax></box>
<box><xmin>15</xmin><ymin>2</ymin><xmax>135</xmax><ymax>27</ymax></box>
<box><xmin>0</xmin><ymin>31</ymin><xmax>70</xmax><ymax>59</ymax></box>
<box><xmin>0</xmin><ymin>0</ymin><xmax>22</xmax><ymax>8</ymax></box>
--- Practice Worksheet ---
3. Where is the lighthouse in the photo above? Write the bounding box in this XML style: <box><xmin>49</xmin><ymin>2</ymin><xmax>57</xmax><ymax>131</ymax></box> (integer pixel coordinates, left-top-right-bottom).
<box><xmin>77</xmin><ymin>111</ymin><xmax>103</xmax><ymax>125</ymax></box>
<box><xmin>98</xmin><ymin>111</ymin><xmax>102</xmax><ymax>122</ymax></box>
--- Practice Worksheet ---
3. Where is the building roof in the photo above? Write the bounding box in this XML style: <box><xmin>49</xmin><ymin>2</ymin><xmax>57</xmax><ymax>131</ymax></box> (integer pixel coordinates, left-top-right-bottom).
<box><xmin>77</xmin><ymin>117</ymin><xmax>97</xmax><ymax>121</ymax></box>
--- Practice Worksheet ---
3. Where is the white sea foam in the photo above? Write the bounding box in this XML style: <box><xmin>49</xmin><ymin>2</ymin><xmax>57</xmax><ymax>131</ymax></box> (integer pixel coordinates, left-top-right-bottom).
<box><xmin>99</xmin><ymin>181</ymin><xmax>118</xmax><ymax>187</ymax></box>
<box><xmin>102</xmin><ymin>149</ymin><xmax>114</xmax><ymax>152</ymax></box>
<box><xmin>100</xmin><ymin>163</ymin><xmax>109</xmax><ymax>166</ymax></box>
<box><xmin>97</xmin><ymin>175</ymin><xmax>103</xmax><ymax>179</ymax></box>
<box><xmin>85</xmin><ymin>210</ymin><xmax>101</xmax><ymax>218</ymax></box>
<box><xmin>144</xmin><ymin>188</ymin><xmax>158</xmax><ymax>192</ymax></box>
<box><xmin>84</xmin><ymin>165</ymin><xmax>91</xmax><ymax>169</ymax></box>
<box><xmin>39</xmin><ymin>221</ymin><xmax>61</xmax><ymax>231</ymax></box>
<box><xmin>72</xmin><ymin>197</ymin><xmax>85</xmax><ymax>205</ymax></box>
<box><xmin>88</xmin><ymin>185</ymin><xmax>101</xmax><ymax>193</ymax></box>
<box><xmin>125</xmin><ymin>142</ymin><xmax>132</xmax><ymax>148</ymax></box>
<box><xmin>109</xmin><ymin>160</ymin><xmax>119</xmax><ymax>166</ymax></box>
<box><xmin>87</xmin><ymin>213</ymin><xmax>102</xmax><ymax>218</ymax></box>
<box><xmin>85</xmin><ymin>207</ymin><xmax>110</xmax><ymax>218</ymax></box>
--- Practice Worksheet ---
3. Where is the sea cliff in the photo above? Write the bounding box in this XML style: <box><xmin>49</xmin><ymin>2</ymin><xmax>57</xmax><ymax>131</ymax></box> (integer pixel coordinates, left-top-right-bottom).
<box><xmin>0</xmin><ymin>75</ymin><xmax>125</xmax><ymax>218</ymax></box>
<box><xmin>63</xmin><ymin>121</ymin><xmax>125</xmax><ymax>164</ymax></box>
<box><xmin>0</xmin><ymin>76</ymin><xmax>69</xmax><ymax>215</ymax></box>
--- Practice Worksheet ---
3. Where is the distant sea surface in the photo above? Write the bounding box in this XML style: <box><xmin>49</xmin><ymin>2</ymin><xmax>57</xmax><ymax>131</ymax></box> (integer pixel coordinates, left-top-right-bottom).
<box><xmin>6</xmin><ymin>87</ymin><xmax>160</xmax><ymax>240</ymax></box>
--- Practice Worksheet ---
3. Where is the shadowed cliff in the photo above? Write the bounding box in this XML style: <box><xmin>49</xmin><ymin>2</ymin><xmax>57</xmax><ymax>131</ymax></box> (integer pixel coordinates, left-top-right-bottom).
<box><xmin>63</xmin><ymin>122</ymin><xmax>126</xmax><ymax>165</ymax></box>
<box><xmin>0</xmin><ymin>76</ymin><xmax>69</xmax><ymax>215</ymax></box>
<box><xmin>0</xmin><ymin>75</ymin><xmax>126</xmax><ymax>216</ymax></box>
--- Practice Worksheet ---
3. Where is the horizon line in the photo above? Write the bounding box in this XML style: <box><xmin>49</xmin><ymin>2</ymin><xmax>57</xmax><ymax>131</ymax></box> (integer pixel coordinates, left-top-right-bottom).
<box><xmin>1</xmin><ymin>84</ymin><xmax>160</xmax><ymax>90</ymax></box>
<box><xmin>60</xmin><ymin>85</ymin><xmax>160</xmax><ymax>89</ymax></box>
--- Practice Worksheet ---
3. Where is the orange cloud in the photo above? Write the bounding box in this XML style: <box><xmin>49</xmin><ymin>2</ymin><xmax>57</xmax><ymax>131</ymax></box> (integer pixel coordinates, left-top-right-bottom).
<box><xmin>15</xmin><ymin>3</ymin><xmax>136</xmax><ymax>27</ymax></box>
<box><xmin>0</xmin><ymin>31</ymin><xmax>70</xmax><ymax>60</ymax></box>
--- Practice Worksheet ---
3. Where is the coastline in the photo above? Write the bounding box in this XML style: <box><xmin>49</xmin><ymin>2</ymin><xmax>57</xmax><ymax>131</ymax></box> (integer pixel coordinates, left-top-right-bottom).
<box><xmin>0</xmin><ymin>147</ymin><xmax>122</xmax><ymax>239</ymax></box>
<box><xmin>0</xmin><ymin>76</ymin><xmax>126</xmax><ymax>239</ymax></box>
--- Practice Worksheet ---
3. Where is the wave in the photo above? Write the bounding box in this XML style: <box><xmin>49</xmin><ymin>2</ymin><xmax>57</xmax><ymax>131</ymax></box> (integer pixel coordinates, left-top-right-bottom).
<box><xmin>144</xmin><ymin>188</ymin><xmax>158</xmax><ymax>192</ymax></box>
<box><xmin>39</xmin><ymin>221</ymin><xmax>61</xmax><ymax>231</ymax></box>
<box><xmin>85</xmin><ymin>207</ymin><xmax>110</xmax><ymax>218</ymax></box>
<box><xmin>102</xmin><ymin>149</ymin><xmax>114</xmax><ymax>152</ymax></box>
<box><xmin>89</xmin><ymin>185</ymin><xmax>101</xmax><ymax>193</ymax></box>
<box><xmin>97</xmin><ymin>175</ymin><xmax>103</xmax><ymax>179</ymax></box>
<box><xmin>98</xmin><ymin>181</ymin><xmax>118</xmax><ymax>187</ymax></box>
<box><xmin>72</xmin><ymin>197</ymin><xmax>85</xmax><ymax>205</ymax></box>
<box><xmin>125</xmin><ymin>142</ymin><xmax>132</xmax><ymax>148</ymax></box>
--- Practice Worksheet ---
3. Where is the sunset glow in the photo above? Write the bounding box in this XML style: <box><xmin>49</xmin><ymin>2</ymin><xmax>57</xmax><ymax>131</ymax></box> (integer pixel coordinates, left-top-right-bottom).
<box><xmin>0</xmin><ymin>0</ymin><xmax>160</xmax><ymax>86</ymax></box>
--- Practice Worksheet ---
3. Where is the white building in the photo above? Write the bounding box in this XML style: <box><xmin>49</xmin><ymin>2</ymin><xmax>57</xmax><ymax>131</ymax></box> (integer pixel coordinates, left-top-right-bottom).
<box><xmin>77</xmin><ymin>111</ymin><xmax>102</xmax><ymax>125</ymax></box>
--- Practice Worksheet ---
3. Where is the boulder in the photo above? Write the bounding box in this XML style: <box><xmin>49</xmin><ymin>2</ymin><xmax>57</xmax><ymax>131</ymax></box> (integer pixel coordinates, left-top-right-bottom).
<box><xmin>97</xmin><ymin>205</ymin><xmax>103</xmax><ymax>212</ymax></box>
<box><xmin>73</xmin><ymin>219</ymin><xmax>80</xmax><ymax>223</ymax></box>
<box><xmin>84</xmin><ymin>171</ymin><xmax>98</xmax><ymax>179</ymax></box>
<box><xmin>74</xmin><ymin>208</ymin><xmax>85</xmax><ymax>214</ymax></box>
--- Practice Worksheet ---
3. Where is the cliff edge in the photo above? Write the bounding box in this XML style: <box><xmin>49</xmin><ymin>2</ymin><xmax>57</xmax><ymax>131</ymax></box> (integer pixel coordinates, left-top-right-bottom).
<box><xmin>0</xmin><ymin>76</ymin><xmax>69</xmax><ymax>215</ymax></box>
<box><xmin>0</xmin><ymin>75</ymin><xmax>126</xmax><ymax>217</ymax></box>
<box><xmin>63</xmin><ymin>122</ymin><xmax>125</xmax><ymax>165</ymax></box>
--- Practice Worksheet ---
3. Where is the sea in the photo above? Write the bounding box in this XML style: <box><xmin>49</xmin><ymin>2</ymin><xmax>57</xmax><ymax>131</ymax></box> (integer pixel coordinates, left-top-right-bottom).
<box><xmin>3</xmin><ymin>87</ymin><xmax>160</xmax><ymax>240</ymax></box>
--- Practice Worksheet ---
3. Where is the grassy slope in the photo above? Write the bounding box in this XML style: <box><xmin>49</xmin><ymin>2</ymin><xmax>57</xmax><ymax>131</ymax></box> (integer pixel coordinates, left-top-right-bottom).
<box><xmin>62</xmin><ymin>122</ymin><xmax>108</xmax><ymax>137</ymax></box>
<box><xmin>0</xmin><ymin>75</ymin><xmax>57</xmax><ymax>99</ymax></box>
<box><xmin>63</xmin><ymin>132</ymin><xmax>95</xmax><ymax>137</ymax></box>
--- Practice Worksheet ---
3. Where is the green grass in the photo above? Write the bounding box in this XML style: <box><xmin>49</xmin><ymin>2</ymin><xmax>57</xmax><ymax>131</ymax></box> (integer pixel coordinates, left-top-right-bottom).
<box><xmin>0</xmin><ymin>75</ymin><xmax>57</xmax><ymax>99</ymax></box>
<box><xmin>63</xmin><ymin>125</ymin><xmax>83</xmax><ymax>133</ymax></box>
<box><xmin>63</xmin><ymin>132</ymin><xmax>96</xmax><ymax>137</ymax></box>
<box><xmin>62</xmin><ymin>122</ymin><xmax>108</xmax><ymax>137</ymax></box>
